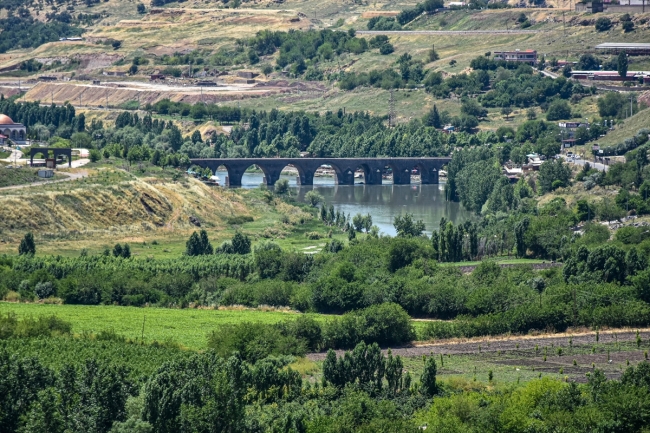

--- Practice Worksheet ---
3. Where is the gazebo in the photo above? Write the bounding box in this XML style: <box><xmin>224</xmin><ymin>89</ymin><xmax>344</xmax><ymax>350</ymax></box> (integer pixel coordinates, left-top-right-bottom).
<box><xmin>0</xmin><ymin>114</ymin><xmax>27</xmax><ymax>144</ymax></box>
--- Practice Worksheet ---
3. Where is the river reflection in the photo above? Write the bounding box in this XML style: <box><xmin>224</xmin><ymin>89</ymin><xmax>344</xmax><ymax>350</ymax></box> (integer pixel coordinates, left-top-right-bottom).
<box><xmin>215</xmin><ymin>169</ymin><xmax>475</xmax><ymax>236</ymax></box>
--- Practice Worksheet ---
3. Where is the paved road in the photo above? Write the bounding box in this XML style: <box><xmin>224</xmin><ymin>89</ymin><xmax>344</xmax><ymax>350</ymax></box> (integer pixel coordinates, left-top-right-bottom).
<box><xmin>1</xmin><ymin>147</ymin><xmax>90</xmax><ymax>169</ymax></box>
<box><xmin>560</xmin><ymin>155</ymin><xmax>609</xmax><ymax>172</ymax></box>
<box><xmin>357</xmin><ymin>30</ymin><xmax>541</xmax><ymax>35</ymax></box>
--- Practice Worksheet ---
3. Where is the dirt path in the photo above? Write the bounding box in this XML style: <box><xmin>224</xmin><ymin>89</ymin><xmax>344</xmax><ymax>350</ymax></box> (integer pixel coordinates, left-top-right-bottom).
<box><xmin>307</xmin><ymin>328</ymin><xmax>650</xmax><ymax>360</ymax></box>
<box><xmin>357</xmin><ymin>30</ymin><xmax>541</xmax><ymax>35</ymax></box>
<box><xmin>0</xmin><ymin>169</ymin><xmax>88</xmax><ymax>191</ymax></box>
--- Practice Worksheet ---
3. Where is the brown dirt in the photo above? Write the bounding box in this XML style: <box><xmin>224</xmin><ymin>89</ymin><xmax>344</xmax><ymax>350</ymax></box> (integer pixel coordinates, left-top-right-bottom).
<box><xmin>307</xmin><ymin>329</ymin><xmax>650</xmax><ymax>361</ymax></box>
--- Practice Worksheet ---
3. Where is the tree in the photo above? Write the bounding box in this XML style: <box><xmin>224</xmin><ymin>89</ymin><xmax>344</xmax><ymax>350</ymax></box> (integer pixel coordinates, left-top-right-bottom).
<box><xmin>275</xmin><ymin>178</ymin><xmax>289</xmax><ymax>195</ymax></box>
<box><xmin>352</xmin><ymin>213</ymin><xmax>364</xmax><ymax>232</ymax></box>
<box><xmin>617</xmin><ymin>51</ymin><xmax>628</xmax><ymax>79</ymax></box>
<box><xmin>501</xmin><ymin>106</ymin><xmax>513</xmax><ymax>119</ymax></box>
<box><xmin>530</xmin><ymin>277</ymin><xmax>546</xmax><ymax>306</ymax></box>
<box><xmin>261</xmin><ymin>64</ymin><xmax>273</xmax><ymax>76</ymax></box>
<box><xmin>137</xmin><ymin>3</ymin><xmax>146</xmax><ymax>13</ymax></box>
<box><xmin>577</xmin><ymin>54</ymin><xmax>601</xmax><ymax>71</ymax></box>
<box><xmin>347</xmin><ymin>224</ymin><xmax>356</xmax><ymax>241</ymax></box>
<box><xmin>393</xmin><ymin>213</ymin><xmax>425</xmax><ymax>237</ymax></box>
<box><xmin>379</xmin><ymin>43</ymin><xmax>394</xmax><ymax>55</ymax></box>
<box><xmin>427</xmin><ymin>44</ymin><xmax>439</xmax><ymax>62</ymax></box>
<box><xmin>305</xmin><ymin>190</ymin><xmax>323</xmax><ymax>207</ymax></box>
<box><xmin>538</xmin><ymin>159</ymin><xmax>571</xmax><ymax>193</ymax></box>
<box><xmin>420</xmin><ymin>357</ymin><xmax>437</xmax><ymax>396</ymax></box>
<box><xmin>89</xmin><ymin>149</ymin><xmax>101</xmax><ymax>163</ymax></box>
<box><xmin>622</xmin><ymin>20</ymin><xmax>634</xmax><ymax>33</ymax></box>
<box><xmin>424</xmin><ymin>104</ymin><xmax>441</xmax><ymax>128</ymax></box>
<box><xmin>231</xmin><ymin>232</ymin><xmax>251</xmax><ymax>254</ymax></box>
<box><xmin>514</xmin><ymin>217</ymin><xmax>529</xmax><ymax>257</ymax></box>
<box><xmin>595</xmin><ymin>17</ymin><xmax>611</xmax><ymax>32</ymax></box>
<box><xmin>362</xmin><ymin>214</ymin><xmax>372</xmax><ymax>233</ymax></box>
<box><xmin>112</xmin><ymin>40</ymin><xmax>122</xmax><ymax>50</ymax></box>
<box><xmin>546</xmin><ymin>100</ymin><xmax>572</xmax><ymax>121</ymax></box>
<box><xmin>461</xmin><ymin>99</ymin><xmax>487</xmax><ymax>118</ymax></box>
<box><xmin>526</xmin><ymin>108</ymin><xmax>536</xmax><ymax>120</ymax></box>
<box><xmin>18</xmin><ymin>232</ymin><xmax>36</xmax><ymax>255</ymax></box>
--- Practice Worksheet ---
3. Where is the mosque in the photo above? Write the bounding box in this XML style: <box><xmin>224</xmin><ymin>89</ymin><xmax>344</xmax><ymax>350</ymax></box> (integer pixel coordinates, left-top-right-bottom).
<box><xmin>0</xmin><ymin>114</ymin><xmax>27</xmax><ymax>145</ymax></box>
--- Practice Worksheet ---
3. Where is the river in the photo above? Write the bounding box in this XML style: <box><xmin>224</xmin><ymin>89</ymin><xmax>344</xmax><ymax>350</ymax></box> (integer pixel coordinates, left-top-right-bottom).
<box><xmin>215</xmin><ymin>169</ymin><xmax>475</xmax><ymax>236</ymax></box>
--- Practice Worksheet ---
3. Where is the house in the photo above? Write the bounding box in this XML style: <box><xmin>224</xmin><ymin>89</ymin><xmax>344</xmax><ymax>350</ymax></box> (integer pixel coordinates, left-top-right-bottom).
<box><xmin>493</xmin><ymin>50</ymin><xmax>537</xmax><ymax>65</ymax></box>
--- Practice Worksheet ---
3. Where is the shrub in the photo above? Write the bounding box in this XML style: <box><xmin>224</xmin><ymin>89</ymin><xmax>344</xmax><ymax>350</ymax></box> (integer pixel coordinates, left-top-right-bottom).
<box><xmin>0</xmin><ymin>313</ymin><xmax>72</xmax><ymax>339</ymax></box>
<box><xmin>595</xmin><ymin>17</ymin><xmax>611</xmax><ymax>32</ymax></box>
<box><xmin>226</xmin><ymin>215</ymin><xmax>254</xmax><ymax>225</ymax></box>
<box><xmin>323</xmin><ymin>303</ymin><xmax>415</xmax><ymax>349</ymax></box>
<box><xmin>305</xmin><ymin>231</ymin><xmax>322</xmax><ymax>240</ymax></box>
<box><xmin>379</xmin><ymin>43</ymin><xmax>394</xmax><ymax>55</ymax></box>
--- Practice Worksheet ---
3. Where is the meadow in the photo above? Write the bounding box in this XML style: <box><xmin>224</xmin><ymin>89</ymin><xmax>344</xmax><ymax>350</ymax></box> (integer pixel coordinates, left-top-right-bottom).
<box><xmin>0</xmin><ymin>302</ymin><xmax>435</xmax><ymax>349</ymax></box>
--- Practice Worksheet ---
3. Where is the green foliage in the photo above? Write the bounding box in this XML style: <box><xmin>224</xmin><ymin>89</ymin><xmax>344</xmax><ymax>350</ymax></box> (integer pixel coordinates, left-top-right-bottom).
<box><xmin>323</xmin><ymin>303</ymin><xmax>415</xmax><ymax>349</ymax></box>
<box><xmin>538</xmin><ymin>159</ymin><xmax>572</xmax><ymax>193</ymax></box>
<box><xmin>18</xmin><ymin>232</ymin><xmax>35</xmax><ymax>255</ymax></box>
<box><xmin>595</xmin><ymin>17</ymin><xmax>612</xmax><ymax>31</ymax></box>
<box><xmin>0</xmin><ymin>313</ymin><xmax>71</xmax><ymax>339</ymax></box>
<box><xmin>393</xmin><ymin>213</ymin><xmax>426</xmax><ymax>237</ymax></box>
<box><xmin>618</xmin><ymin>51</ymin><xmax>629</xmax><ymax>78</ymax></box>
<box><xmin>185</xmin><ymin>230</ymin><xmax>213</xmax><ymax>256</ymax></box>
<box><xmin>0</xmin><ymin>14</ymin><xmax>82</xmax><ymax>54</ymax></box>
<box><xmin>546</xmin><ymin>100</ymin><xmax>572</xmax><ymax>121</ymax></box>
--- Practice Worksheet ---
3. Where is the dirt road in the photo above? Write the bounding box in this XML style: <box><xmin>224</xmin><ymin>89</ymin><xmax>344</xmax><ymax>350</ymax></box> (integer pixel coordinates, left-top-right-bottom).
<box><xmin>357</xmin><ymin>30</ymin><xmax>541</xmax><ymax>35</ymax></box>
<box><xmin>0</xmin><ymin>169</ymin><xmax>88</xmax><ymax>191</ymax></box>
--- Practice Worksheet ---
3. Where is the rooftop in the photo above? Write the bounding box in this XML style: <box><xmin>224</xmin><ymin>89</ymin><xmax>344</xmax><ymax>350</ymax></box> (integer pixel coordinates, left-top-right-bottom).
<box><xmin>595</xmin><ymin>43</ymin><xmax>650</xmax><ymax>49</ymax></box>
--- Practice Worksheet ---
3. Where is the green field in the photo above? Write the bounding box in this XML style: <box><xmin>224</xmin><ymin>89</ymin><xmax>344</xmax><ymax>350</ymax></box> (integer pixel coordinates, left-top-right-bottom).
<box><xmin>0</xmin><ymin>302</ymin><xmax>433</xmax><ymax>349</ymax></box>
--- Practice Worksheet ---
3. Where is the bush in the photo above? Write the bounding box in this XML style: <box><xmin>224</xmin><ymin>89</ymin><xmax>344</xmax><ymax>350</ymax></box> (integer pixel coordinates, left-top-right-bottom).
<box><xmin>379</xmin><ymin>43</ymin><xmax>394</xmax><ymax>55</ymax></box>
<box><xmin>226</xmin><ymin>215</ymin><xmax>254</xmax><ymax>225</ymax></box>
<box><xmin>305</xmin><ymin>231</ymin><xmax>322</xmax><ymax>240</ymax></box>
<box><xmin>0</xmin><ymin>313</ymin><xmax>72</xmax><ymax>339</ymax></box>
<box><xmin>595</xmin><ymin>17</ymin><xmax>611</xmax><ymax>32</ymax></box>
<box><xmin>323</xmin><ymin>303</ymin><xmax>415</xmax><ymax>349</ymax></box>
<box><xmin>546</xmin><ymin>100</ymin><xmax>572</xmax><ymax>121</ymax></box>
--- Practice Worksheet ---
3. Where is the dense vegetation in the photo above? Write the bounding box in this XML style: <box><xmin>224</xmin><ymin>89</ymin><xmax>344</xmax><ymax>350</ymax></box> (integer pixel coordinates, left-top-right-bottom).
<box><xmin>0</xmin><ymin>11</ymin><xmax>82</xmax><ymax>53</ymax></box>
<box><xmin>2</xmin><ymin>314</ymin><xmax>650</xmax><ymax>432</ymax></box>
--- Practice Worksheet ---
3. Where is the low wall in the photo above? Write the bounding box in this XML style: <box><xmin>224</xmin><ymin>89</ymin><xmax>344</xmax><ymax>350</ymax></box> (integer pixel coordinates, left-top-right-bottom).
<box><xmin>605</xmin><ymin>4</ymin><xmax>649</xmax><ymax>12</ymax></box>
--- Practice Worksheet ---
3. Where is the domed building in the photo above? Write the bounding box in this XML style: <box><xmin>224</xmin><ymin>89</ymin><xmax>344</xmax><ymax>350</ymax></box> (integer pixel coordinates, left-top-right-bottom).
<box><xmin>0</xmin><ymin>114</ymin><xmax>27</xmax><ymax>145</ymax></box>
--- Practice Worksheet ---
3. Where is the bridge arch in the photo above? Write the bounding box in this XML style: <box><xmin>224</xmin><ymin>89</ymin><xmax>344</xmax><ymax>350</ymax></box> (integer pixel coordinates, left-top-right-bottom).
<box><xmin>189</xmin><ymin>158</ymin><xmax>450</xmax><ymax>187</ymax></box>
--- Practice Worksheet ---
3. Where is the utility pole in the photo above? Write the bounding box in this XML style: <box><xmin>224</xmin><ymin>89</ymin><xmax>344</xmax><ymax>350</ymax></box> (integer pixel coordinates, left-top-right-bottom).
<box><xmin>388</xmin><ymin>89</ymin><xmax>395</xmax><ymax>127</ymax></box>
<box><xmin>630</xmin><ymin>94</ymin><xmax>634</xmax><ymax>118</ymax></box>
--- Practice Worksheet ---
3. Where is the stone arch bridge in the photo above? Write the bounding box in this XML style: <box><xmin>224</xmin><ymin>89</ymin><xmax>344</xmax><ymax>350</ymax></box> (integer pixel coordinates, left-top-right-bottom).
<box><xmin>190</xmin><ymin>158</ymin><xmax>451</xmax><ymax>187</ymax></box>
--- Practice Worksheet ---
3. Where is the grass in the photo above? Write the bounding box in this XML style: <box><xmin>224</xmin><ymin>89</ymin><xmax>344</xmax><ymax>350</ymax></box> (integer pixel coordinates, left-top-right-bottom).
<box><xmin>0</xmin><ymin>302</ymin><xmax>313</xmax><ymax>350</ymax></box>
<box><xmin>0</xmin><ymin>167</ymin><xmax>66</xmax><ymax>188</ymax></box>
<box><xmin>0</xmin><ymin>302</ymin><xmax>432</xmax><ymax>350</ymax></box>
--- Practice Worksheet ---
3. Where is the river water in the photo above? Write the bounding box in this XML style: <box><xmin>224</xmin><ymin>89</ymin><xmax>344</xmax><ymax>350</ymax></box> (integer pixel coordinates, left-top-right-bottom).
<box><xmin>215</xmin><ymin>169</ymin><xmax>475</xmax><ymax>236</ymax></box>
